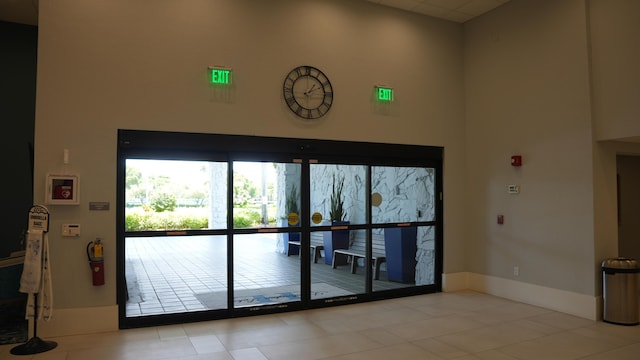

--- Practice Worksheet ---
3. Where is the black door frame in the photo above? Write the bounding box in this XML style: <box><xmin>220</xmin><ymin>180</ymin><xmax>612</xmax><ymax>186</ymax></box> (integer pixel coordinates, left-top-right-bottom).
<box><xmin>117</xmin><ymin>129</ymin><xmax>444</xmax><ymax>329</ymax></box>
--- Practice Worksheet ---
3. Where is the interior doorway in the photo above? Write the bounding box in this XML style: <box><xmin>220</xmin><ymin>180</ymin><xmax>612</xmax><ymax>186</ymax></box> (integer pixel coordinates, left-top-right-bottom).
<box><xmin>617</xmin><ymin>155</ymin><xmax>640</xmax><ymax>259</ymax></box>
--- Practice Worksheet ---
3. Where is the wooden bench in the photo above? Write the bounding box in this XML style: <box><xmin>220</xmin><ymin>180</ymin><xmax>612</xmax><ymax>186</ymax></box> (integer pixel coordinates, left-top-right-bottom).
<box><xmin>287</xmin><ymin>237</ymin><xmax>324</xmax><ymax>263</ymax></box>
<box><xmin>329</xmin><ymin>232</ymin><xmax>387</xmax><ymax>280</ymax></box>
<box><xmin>331</xmin><ymin>249</ymin><xmax>386</xmax><ymax>280</ymax></box>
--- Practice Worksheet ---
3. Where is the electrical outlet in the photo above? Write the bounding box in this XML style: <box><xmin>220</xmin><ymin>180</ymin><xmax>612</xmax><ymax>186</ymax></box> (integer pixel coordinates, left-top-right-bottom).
<box><xmin>513</xmin><ymin>266</ymin><xmax>520</xmax><ymax>277</ymax></box>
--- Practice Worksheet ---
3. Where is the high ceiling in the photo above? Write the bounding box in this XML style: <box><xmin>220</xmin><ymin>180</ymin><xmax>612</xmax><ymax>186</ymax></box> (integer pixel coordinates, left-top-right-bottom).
<box><xmin>0</xmin><ymin>0</ymin><xmax>510</xmax><ymax>26</ymax></box>
<box><xmin>365</xmin><ymin>0</ymin><xmax>510</xmax><ymax>23</ymax></box>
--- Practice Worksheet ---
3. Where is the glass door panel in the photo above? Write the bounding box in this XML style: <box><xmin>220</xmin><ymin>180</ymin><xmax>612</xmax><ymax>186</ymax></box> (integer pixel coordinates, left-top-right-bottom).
<box><xmin>125</xmin><ymin>235</ymin><xmax>228</xmax><ymax>316</ymax></box>
<box><xmin>232</xmin><ymin>161</ymin><xmax>278</xmax><ymax>229</ymax></box>
<box><xmin>371</xmin><ymin>166</ymin><xmax>437</xmax><ymax>293</ymax></box>
<box><xmin>232</xmin><ymin>161</ymin><xmax>301</xmax><ymax>308</ymax></box>
<box><xmin>309</xmin><ymin>164</ymin><xmax>367</xmax><ymax>226</ymax></box>
<box><xmin>310</xmin><ymin>229</ymin><xmax>367</xmax><ymax>298</ymax></box>
<box><xmin>125</xmin><ymin>159</ymin><xmax>228</xmax><ymax>231</ymax></box>
<box><xmin>415</xmin><ymin>225</ymin><xmax>437</xmax><ymax>286</ymax></box>
<box><xmin>370</xmin><ymin>225</ymin><xmax>436</xmax><ymax>292</ymax></box>
<box><xmin>310</xmin><ymin>164</ymin><xmax>367</xmax><ymax>298</ymax></box>
<box><xmin>371</xmin><ymin>166</ymin><xmax>436</xmax><ymax>224</ymax></box>
<box><xmin>233</xmin><ymin>233</ymin><xmax>301</xmax><ymax>308</ymax></box>
<box><xmin>124</xmin><ymin>159</ymin><xmax>228</xmax><ymax>319</ymax></box>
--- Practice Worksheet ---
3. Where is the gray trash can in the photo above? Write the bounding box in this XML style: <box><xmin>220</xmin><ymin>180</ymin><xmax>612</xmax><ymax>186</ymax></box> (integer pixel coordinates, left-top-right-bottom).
<box><xmin>602</xmin><ymin>258</ymin><xmax>639</xmax><ymax>325</ymax></box>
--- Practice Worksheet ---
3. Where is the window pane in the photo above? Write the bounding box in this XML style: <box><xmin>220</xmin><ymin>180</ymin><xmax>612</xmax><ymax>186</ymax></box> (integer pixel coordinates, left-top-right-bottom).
<box><xmin>309</xmin><ymin>164</ymin><xmax>367</xmax><ymax>226</ymax></box>
<box><xmin>372</xmin><ymin>166</ymin><xmax>436</xmax><ymax>224</ymax></box>
<box><xmin>233</xmin><ymin>161</ymin><xmax>301</xmax><ymax>231</ymax></box>
<box><xmin>125</xmin><ymin>159</ymin><xmax>227</xmax><ymax>231</ymax></box>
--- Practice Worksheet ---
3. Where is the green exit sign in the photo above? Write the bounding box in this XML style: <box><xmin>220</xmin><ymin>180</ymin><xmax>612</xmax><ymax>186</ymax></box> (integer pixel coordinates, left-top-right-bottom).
<box><xmin>210</xmin><ymin>67</ymin><xmax>232</xmax><ymax>85</ymax></box>
<box><xmin>376</xmin><ymin>86</ymin><xmax>393</xmax><ymax>102</ymax></box>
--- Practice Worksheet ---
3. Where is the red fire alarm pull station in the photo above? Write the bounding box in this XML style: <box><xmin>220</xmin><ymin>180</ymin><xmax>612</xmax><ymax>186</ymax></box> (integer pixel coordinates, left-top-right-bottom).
<box><xmin>511</xmin><ymin>155</ymin><xmax>522</xmax><ymax>167</ymax></box>
<box><xmin>497</xmin><ymin>215</ymin><xmax>504</xmax><ymax>225</ymax></box>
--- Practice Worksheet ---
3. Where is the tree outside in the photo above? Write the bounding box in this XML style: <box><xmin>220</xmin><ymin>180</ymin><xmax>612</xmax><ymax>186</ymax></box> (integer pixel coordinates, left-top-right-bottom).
<box><xmin>125</xmin><ymin>160</ymin><xmax>278</xmax><ymax>231</ymax></box>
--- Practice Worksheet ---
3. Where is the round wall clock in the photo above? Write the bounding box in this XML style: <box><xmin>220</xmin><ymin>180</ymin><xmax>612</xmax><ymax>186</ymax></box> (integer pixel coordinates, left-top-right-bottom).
<box><xmin>283</xmin><ymin>65</ymin><xmax>333</xmax><ymax>120</ymax></box>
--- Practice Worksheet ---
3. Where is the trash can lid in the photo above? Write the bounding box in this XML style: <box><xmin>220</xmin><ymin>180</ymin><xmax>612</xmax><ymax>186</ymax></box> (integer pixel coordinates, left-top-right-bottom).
<box><xmin>602</xmin><ymin>257</ymin><xmax>639</xmax><ymax>269</ymax></box>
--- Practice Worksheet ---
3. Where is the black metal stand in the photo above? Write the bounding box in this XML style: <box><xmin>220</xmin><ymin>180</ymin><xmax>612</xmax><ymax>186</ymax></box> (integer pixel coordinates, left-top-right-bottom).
<box><xmin>10</xmin><ymin>293</ymin><xmax>57</xmax><ymax>355</ymax></box>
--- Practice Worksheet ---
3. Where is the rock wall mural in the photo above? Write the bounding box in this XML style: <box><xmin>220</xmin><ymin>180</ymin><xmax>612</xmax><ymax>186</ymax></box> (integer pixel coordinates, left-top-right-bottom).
<box><xmin>276</xmin><ymin>164</ymin><xmax>436</xmax><ymax>285</ymax></box>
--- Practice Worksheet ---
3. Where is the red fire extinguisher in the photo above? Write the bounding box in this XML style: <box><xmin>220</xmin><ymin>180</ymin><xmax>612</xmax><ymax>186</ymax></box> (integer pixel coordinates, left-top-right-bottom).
<box><xmin>86</xmin><ymin>238</ymin><xmax>105</xmax><ymax>286</ymax></box>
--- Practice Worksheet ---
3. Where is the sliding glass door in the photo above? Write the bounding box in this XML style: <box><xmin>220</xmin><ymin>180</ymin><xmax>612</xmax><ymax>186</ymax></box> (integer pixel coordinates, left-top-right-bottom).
<box><xmin>123</xmin><ymin>159</ymin><xmax>229</xmax><ymax>317</ymax></box>
<box><xmin>117</xmin><ymin>130</ymin><xmax>443</xmax><ymax>329</ymax></box>
<box><xmin>232</xmin><ymin>161</ymin><xmax>302</xmax><ymax>309</ymax></box>
<box><xmin>308</xmin><ymin>163</ymin><xmax>368</xmax><ymax>299</ymax></box>
<box><xmin>371</xmin><ymin>166</ymin><xmax>438</xmax><ymax>292</ymax></box>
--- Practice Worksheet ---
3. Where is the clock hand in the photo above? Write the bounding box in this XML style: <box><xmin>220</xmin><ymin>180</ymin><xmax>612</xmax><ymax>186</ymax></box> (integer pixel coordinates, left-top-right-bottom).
<box><xmin>304</xmin><ymin>84</ymin><xmax>317</xmax><ymax>96</ymax></box>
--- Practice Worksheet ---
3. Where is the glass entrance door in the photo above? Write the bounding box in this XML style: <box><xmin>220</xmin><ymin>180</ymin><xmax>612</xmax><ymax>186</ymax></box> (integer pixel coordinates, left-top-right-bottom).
<box><xmin>307</xmin><ymin>163</ymin><xmax>439</xmax><ymax>297</ymax></box>
<box><xmin>123</xmin><ymin>159</ymin><xmax>229</xmax><ymax>318</ymax></box>
<box><xmin>371</xmin><ymin>166</ymin><xmax>438</xmax><ymax>292</ymax></box>
<box><xmin>123</xmin><ymin>159</ymin><xmax>303</xmax><ymax>319</ymax></box>
<box><xmin>309</xmin><ymin>163</ymin><xmax>368</xmax><ymax>299</ymax></box>
<box><xmin>118</xmin><ymin>130</ymin><xmax>443</xmax><ymax>329</ymax></box>
<box><xmin>232</xmin><ymin>161</ymin><xmax>302</xmax><ymax>309</ymax></box>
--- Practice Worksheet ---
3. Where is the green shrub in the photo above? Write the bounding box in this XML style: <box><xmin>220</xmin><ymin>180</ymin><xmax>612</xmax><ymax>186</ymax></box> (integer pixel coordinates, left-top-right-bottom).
<box><xmin>183</xmin><ymin>217</ymin><xmax>208</xmax><ymax>229</ymax></box>
<box><xmin>150</xmin><ymin>192</ymin><xmax>177</xmax><ymax>212</ymax></box>
<box><xmin>125</xmin><ymin>209</ymin><xmax>208</xmax><ymax>231</ymax></box>
<box><xmin>125</xmin><ymin>212</ymin><xmax>147</xmax><ymax>231</ymax></box>
<box><xmin>125</xmin><ymin>206</ymin><xmax>275</xmax><ymax>231</ymax></box>
<box><xmin>233</xmin><ymin>208</ymin><xmax>262</xmax><ymax>228</ymax></box>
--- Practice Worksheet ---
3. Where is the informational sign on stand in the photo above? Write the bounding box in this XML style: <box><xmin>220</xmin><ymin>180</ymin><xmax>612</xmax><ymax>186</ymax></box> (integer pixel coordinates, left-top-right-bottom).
<box><xmin>28</xmin><ymin>205</ymin><xmax>49</xmax><ymax>232</ymax></box>
<box><xmin>11</xmin><ymin>205</ymin><xmax>57</xmax><ymax>355</ymax></box>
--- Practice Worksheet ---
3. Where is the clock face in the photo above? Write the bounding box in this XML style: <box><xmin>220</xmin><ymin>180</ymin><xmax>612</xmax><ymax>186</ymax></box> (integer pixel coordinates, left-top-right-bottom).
<box><xmin>283</xmin><ymin>65</ymin><xmax>333</xmax><ymax>120</ymax></box>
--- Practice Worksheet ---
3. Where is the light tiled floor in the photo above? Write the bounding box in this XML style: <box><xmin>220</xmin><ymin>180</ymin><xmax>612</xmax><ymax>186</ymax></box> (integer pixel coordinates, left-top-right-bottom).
<box><xmin>125</xmin><ymin>234</ymin><xmax>411</xmax><ymax>316</ymax></box>
<box><xmin>3</xmin><ymin>290</ymin><xmax>640</xmax><ymax>359</ymax></box>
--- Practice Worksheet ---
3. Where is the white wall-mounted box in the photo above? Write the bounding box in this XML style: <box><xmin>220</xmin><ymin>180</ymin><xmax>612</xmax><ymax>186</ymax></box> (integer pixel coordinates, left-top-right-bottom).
<box><xmin>46</xmin><ymin>173</ymin><xmax>80</xmax><ymax>205</ymax></box>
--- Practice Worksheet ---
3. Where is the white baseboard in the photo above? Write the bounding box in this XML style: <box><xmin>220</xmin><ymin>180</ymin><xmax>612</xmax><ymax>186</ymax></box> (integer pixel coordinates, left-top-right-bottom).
<box><xmin>33</xmin><ymin>305</ymin><xmax>119</xmax><ymax>338</ymax></box>
<box><xmin>27</xmin><ymin>274</ymin><xmax>602</xmax><ymax>337</ymax></box>
<box><xmin>442</xmin><ymin>271</ymin><xmax>470</xmax><ymax>292</ymax></box>
<box><xmin>443</xmin><ymin>272</ymin><xmax>599</xmax><ymax>320</ymax></box>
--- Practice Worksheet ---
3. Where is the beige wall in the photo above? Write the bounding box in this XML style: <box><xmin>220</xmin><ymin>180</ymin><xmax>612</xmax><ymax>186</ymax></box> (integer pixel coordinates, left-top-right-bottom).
<box><xmin>32</xmin><ymin>0</ymin><xmax>640</xmax><ymax>322</ymax></box>
<box><xmin>590</xmin><ymin>0</ymin><xmax>640</xmax><ymax>141</ymax></box>
<box><xmin>463</xmin><ymin>0</ymin><xmax>595</xmax><ymax>295</ymax></box>
<box><xmin>462</xmin><ymin>0</ymin><xmax>640</xmax><ymax>301</ymax></box>
<box><xmin>34</xmin><ymin>0</ymin><xmax>465</xmax><ymax>310</ymax></box>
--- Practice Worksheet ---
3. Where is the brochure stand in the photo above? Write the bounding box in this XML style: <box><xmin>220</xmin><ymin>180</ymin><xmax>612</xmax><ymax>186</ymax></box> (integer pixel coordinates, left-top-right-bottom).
<box><xmin>11</xmin><ymin>205</ymin><xmax>57</xmax><ymax>355</ymax></box>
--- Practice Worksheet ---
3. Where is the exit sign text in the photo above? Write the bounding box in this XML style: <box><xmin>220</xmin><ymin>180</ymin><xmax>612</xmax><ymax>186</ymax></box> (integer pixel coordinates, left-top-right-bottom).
<box><xmin>376</xmin><ymin>87</ymin><xmax>393</xmax><ymax>102</ymax></box>
<box><xmin>211</xmin><ymin>68</ymin><xmax>231</xmax><ymax>85</ymax></box>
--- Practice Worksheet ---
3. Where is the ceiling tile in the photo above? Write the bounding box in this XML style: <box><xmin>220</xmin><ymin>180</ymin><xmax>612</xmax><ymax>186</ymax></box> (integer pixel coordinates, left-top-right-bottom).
<box><xmin>365</xmin><ymin>0</ymin><xmax>510</xmax><ymax>22</ymax></box>
<box><xmin>375</xmin><ymin>0</ymin><xmax>423</xmax><ymax>12</ymax></box>
<box><xmin>423</xmin><ymin>0</ymin><xmax>473</xmax><ymax>11</ymax></box>
<box><xmin>413</xmin><ymin>3</ymin><xmax>450</xmax><ymax>18</ymax></box>
<box><xmin>456</xmin><ymin>0</ymin><xmax>506</xmax><ymax>16</ymax></box>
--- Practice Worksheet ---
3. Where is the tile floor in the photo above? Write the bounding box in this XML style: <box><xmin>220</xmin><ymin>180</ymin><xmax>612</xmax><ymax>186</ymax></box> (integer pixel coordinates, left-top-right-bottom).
<box><xmin>125</xmin><ymin>234</ymin><xmax>411</xmax><ymax>316</ymax></box>
<box><xmin>3</xmin><ymin>290</ymin><xmax>640</xmax><ymax>359</ymax></box>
